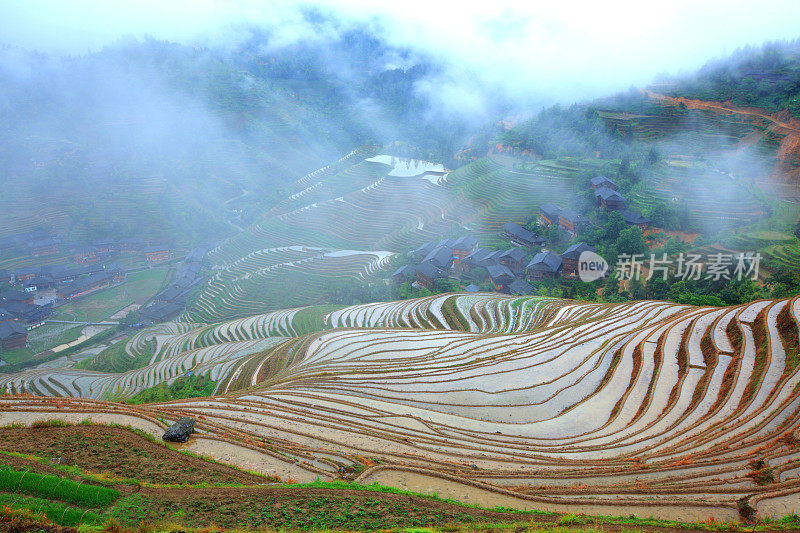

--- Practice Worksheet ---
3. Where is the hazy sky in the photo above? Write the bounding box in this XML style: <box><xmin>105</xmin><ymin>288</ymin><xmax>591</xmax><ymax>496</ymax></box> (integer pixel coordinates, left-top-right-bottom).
<box><xmin>3</xmin><ymin>0</ymin><xmax>800</xmax><ymax>103</ymax></box>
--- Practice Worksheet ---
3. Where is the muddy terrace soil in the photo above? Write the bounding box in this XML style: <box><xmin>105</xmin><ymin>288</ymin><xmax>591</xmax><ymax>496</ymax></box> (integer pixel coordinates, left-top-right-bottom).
<box><xmin>122</xmin><ymin>486</ymin><xmax>545</xmax><ymax>530</ymax></box>
<box><xmin>0</xmin><ymin>426</ymin><xmax>263</xmax><ymax>485</ymax></box>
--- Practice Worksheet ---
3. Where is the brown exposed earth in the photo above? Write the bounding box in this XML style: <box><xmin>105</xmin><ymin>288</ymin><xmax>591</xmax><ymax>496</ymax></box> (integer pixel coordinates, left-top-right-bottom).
<box><xmin>129</xmin><ymin>486</ymin><xmax>543</xmax><ymax>530</ymax></box>
<box><xmin>0</xmin><ymin>425</ymin><xmax>264</xmax><ymax>485</ymax></box>
<box><xmin>0</xmin><ymin>425</ymin><xmax>795</xmax><ymax>532</ymax></box>
<box><xmin>645</xmin><ymin>90</ymin><xmax>800</xmax><ymax>188</ymax></box>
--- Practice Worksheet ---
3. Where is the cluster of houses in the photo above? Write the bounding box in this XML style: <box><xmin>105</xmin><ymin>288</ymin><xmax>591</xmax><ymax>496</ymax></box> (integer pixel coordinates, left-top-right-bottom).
<box><xmin>538</xmin><ymin>204</ymin><xmax>589</xmax><ymax>236</ymax></box>
<box><xmin>0</xmin><ymin>288</ymin><xmax>52</xmax><ymax>351</ymax></box>
<box><xmin>393</xmin><ymin>236</ymin><xmax>479</xmax><ymax>288</ymax></box>
<box><xmin>137</xmin><ymin>246</ymin><xmax>209</xmax><ymax>324</ymax></box>
<box><xmin>588</xmin><ymin>175</ymin><xmax>650</xmax><ymax>228</ymax></box>
<box><xmin>0</xmin><ymin>230</ymin><xmax>173</xmax><ymax>266</ymax></box>
<box><xmin>392</xmin><ymin>224</ymin><xmax>605</xmax><ymax>296</ymax></box>
<box><xmin>392</xmin><ymin>173</ymin><xmax>653</xmax><ymax>297</ymax></box>
<box><xmin>0</xmin><ymin>262</ymin><xmax>125</xmax><ymax>301</ymax></box>
<box><xmin>0</xmin><ymin>288</ymin><xmax>51</xmax><ymax>352</ymax></box>
<box><xmin>0</xmin><ymin>244</ymin><xmax>209</xmax><ymax>351</ymax></box>
<box><xmin>0</xmin><ymin>261</ymin><xmax>131</xmax><ymax>351</ymax></box>
<box><xmin>536</xmin><ymin>177</ymin><xmax>650</xmax><ymax>238</ymax></box>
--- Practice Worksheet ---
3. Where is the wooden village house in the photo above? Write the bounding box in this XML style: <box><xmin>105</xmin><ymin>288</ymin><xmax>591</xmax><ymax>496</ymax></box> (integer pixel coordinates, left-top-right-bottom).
<box><xmin>539</xmin><ymin>204</ymin><xmax>562</xmax><ymax>228</ymax></box>
<box><xmin>527</xmin><ymin>251</ymin><xmax>563</xmax><ymax>281</ymax></box>
<box><xmin>144</xmin><ymin>245</ymin><xmax>172</xmax><ymax>265</ymax></box>
<box><xmin>561</xmin><ymin>242</ymin><xmax>596</xmax><ymax>278</ymax></box>
<box><xmin>0</xmin><ymin>321</ymin><xmax>27</xmax><ymax>351</ymax></box>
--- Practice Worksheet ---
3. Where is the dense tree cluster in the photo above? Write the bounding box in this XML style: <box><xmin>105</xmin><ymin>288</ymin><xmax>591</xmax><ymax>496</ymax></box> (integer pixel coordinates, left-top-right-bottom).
<box><xmin>663</xmin><ymin>39</ymin><xmax>800</xmax><ymax>116</ymax></box>
<box><xmin>501</xmin><ymin>105</ymin><xmax>637</xmax><ymax>160</ymax></box>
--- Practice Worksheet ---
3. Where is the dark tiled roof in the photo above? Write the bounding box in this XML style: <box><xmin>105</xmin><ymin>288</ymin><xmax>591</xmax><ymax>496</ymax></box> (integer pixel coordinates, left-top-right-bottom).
<box><xmin>1</xmin><ymin>300</ymin><xmax>49</xmax><ymax>321</ymax></box>
<box><xmin>157</xmin><ymin>286</ymin><xmax>184</xmax><ymax>302</ymax></box>
<box><xmin>0</xmin><ymin>321</ymin><xmax>26</xmax><ymax>340</ymax></box>
<box><xmin>452</xmin><ymin>236</ymin><xmax>478</xmax><ymax>250</ymax></box>
<box><xmin>392</xmin><ymin>265</ymin><xmax>416</xmax><ymax>279</ymax></box>
<box><xmin>1</xmin><ymin>290</ymin><xmax>29</xmax><ymax>302</ymax></box>
<box><xmin>527</xmin><ymin>251</ymin><xmax>563</xmax><ymax>273</ymax></box>
<box><xmin>415</xmin><ymin>261</ymin><xmax>446</xmax><ymax>279</ymax></box>
<box><xmin>411</xmin><ymin>241</ymin><xmax>437</xmax><ymax>257</ymax></box>
<box><xmin>507</xmin><ymin>279</ymin><xmax>534</xmax><ymax>295</ymax></box>
<box><xmin>464</xmin><ymin>284</ymin><xmax>480</xmax><ymax>292</ymax></box>
<box><xmin>139</xmin><ymin>301</ymin><xmax>183</xmax><ymax>323</ymax></box>
<box><xmin>621</xmin><ymin>209</ymin><xmax>651</xmax><ymax>225</ymax></box>
<box><xmin>23</xmin><ymin>276</ymin><xmax>51</xmax><ymax>288</ymax></box>
<box><xmin>486</xmin><ymin>264</ymin><xmax>515</xmax><ymax>281</ymax></box>
<box><xmin>499</xmin><ymin>247</ymin><xmax>527</xmax><ymax>263</ymax></box>
<box><xmin>540</xmin><ymin>203</ymin><xmax>562</xmax><ymax>218</ymax></box>
<box><xmin>562</xmin><ymin>242</ymin><xmax>595</xmax><ymax>260</ymax></box>
<box><xmin>465</xmin><ymin>248</ymin><xmax>503</xmax><ymax>268</ymax></box>
<box><xmin>595</xmin><ymin>186</ymin><xmax>626</xmax><ymax>202</ymax></box>
<box><xmin>559</xmin><ymin>209</ymin><xmax>588</xmax><ymax>224</ymax></box>
<box><xmin>423</xmin><ymin>246</ymin><xmax>453</xmax><ymax>269</ymax></box>
<box><xmin>62</xmin><ymin>273</ymin><xmax>109</xmax><ymax>295</ymax></box>
<box><xmin>463</xmin><ymin>248</ymin><xmax>490</xmax><ymax>264</ymax></box>
<box><xmin>590</xmin><ymin>175</ymin><xmax>617</xmax><ymax>188</ymax></box>
<box><xmin>484</xmin><ymin>250</ymin><xmax>504</xmax><ymax>264</ymax></box>
<box><xmin>502</xmin><ymin>222</ymin><xmax>544</xmax><ymax>246</ymax></box>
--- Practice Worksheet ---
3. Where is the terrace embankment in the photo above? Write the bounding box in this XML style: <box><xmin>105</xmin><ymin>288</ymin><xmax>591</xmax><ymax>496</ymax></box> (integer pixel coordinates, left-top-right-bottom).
<box><xmin>2</xmin><ymin>295</ymin><xmax>800</xmax><ymax>522</ymax></box>
<box><xmin>646</xmin><ymin>90</ymin><xmax>800</xmax><ymax>186</ymax></box>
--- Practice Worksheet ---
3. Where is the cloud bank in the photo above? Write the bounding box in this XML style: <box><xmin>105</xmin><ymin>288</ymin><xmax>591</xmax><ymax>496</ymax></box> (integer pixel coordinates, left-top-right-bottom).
<box><xmin>3</xmin><ymin>0</ymin><xmax>800</xmax><ymax>109</ymax></box>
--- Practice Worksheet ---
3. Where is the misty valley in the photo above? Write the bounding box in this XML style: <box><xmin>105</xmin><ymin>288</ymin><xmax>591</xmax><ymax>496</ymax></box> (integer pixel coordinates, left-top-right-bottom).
<box><xmin>1</xmin><ymin>7</ymin><xmax>800</xmax><ymax>533</ymax></box>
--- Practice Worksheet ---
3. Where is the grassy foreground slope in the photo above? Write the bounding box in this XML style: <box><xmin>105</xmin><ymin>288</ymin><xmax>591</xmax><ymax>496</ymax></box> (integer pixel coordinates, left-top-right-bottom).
<box><xmin>2</xmin><ymin>422</ymin><xmax>800</xmax><ymax>532</ymax></box>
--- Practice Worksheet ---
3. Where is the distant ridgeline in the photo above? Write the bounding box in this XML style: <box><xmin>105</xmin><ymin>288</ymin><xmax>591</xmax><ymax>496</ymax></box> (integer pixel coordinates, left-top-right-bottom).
<box><xmin>0</xmin><ymin>30</ymin><xmax>473</xmax><ymax>248</ymax></box>
<box><xmin>661</xmin><ymin>38</ymin><xmax>800</xmax><ymax>116</ymax></box>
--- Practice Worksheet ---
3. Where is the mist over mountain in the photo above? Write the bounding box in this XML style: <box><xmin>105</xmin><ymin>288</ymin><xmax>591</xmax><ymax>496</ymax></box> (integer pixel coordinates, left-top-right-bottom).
<box><xmin>0</xmin><ymin>22</ymin><xmax>491</xmax><ymax>245</ymax></box>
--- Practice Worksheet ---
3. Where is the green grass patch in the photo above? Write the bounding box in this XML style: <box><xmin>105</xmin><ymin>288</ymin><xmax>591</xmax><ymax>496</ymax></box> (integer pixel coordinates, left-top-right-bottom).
<box><xmin>0</xmin><ymin>346</ymin><xmax>35</xmax><ymax>366</ymax></box>
<box><xmin>0</xmin><ymin>491</ymin><xmax>102</xmax><ymax>526</ymax></box>
<box><xmin>78</xmin><ymin>337</ymin><xmax>155</xmax><ymax>372</ymax></box>
<box><xmin>125</xmin><ymin>373</ymin><xmax>217</xmax><ymax>404</ymax></box>
<box><xmin>292</xmin><ymin>305</ymin><xmax>343</xmax><ymax>335</ymax></box>
<box><xmin>0</xmin><ymin>466</ymin><xmax>119</xmax><ymax>508</ymax></box>
<box><xmin>54</xmin><ymin>268</ymin><xmax>171</xmax><ymax>323</ymax></box>
<box><xmin>0</xmin><ymin>324</ymin><xmax>86</xmax><ymax>365</ymax></box>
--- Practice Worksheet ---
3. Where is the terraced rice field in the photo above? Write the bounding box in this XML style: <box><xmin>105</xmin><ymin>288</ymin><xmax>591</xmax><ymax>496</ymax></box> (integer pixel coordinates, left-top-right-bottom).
<box><xmin>445</xmin><ymin>155</ymin><xmax>585</xmax><ymax>239</ymax></box>
<box><xmin>185</xmin><ymin>246</ymin><xmax>392</xmax><ymax>322</ymax></box>
<box><xmin>0</xmin><ymin>305</ymin><xmax>312</xmax><ymax>399</ymax></box>
<box><xmin>190</xmin><ymin>150</ymin><xmax>467</xmax><ymax>321</ymax></box>
<box><xmin>629</xmin><ymin>162</ymin><xmax>766</xmax><ymax>228</ymax></box>
<box><xmin>764</xmin><ymin>242</ymin><xmax>800</xmax><ymax>270</ymax></box>
<box><xmin>3</xmin><ymin>294</ymin><xmax>800</xmax><ymax>521</ymax></box>
<box><xmin>190</xmin><ymin>150</ymin><xmax>605</xmax><ymax>321</ymax></box>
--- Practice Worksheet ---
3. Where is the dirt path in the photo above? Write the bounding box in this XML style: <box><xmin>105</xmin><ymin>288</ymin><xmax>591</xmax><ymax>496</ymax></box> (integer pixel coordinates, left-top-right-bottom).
<box><xmin>645</xmin><ymin>90</ymin><xmax>800</xmax><ymax>133</ymax></box>
<box><xmin>108</xmin><ymin>303</ymin><xmax>140</xmax><ymax>321</ymax></box>
<box><xmin>357</xmin><ymin>467</ymin><xmax>741</xmax><ymax>523</ymax></box>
